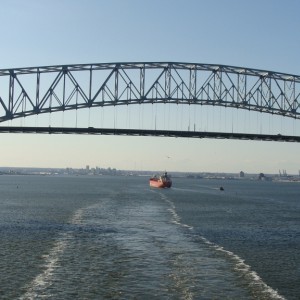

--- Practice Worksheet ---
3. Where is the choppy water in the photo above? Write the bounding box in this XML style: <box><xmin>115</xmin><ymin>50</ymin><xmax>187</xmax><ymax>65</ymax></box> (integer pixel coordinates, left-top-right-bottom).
<box><xmin>0</xmin><ymin>175</ymin><xmax>299</xmax><ymax>299</ymax></box>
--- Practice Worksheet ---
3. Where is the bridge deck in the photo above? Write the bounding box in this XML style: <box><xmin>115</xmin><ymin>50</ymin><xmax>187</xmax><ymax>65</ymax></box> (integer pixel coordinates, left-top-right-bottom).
<box><xmin>0</xmin><ymin>126</ymin><xmax>299</xmax><ymax>142</ymax></box>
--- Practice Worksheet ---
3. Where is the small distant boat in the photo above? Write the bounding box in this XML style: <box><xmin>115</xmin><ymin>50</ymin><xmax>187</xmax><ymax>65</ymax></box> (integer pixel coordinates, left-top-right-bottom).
<box><xmin>149</xmin><ymin>172</ymin><xmax>172</xmax><ymax>188</ymax></box>
<box><xmin>220</xmin><ymin>186</ymin><xmax>224</xmax><ymax>191</ymax></box>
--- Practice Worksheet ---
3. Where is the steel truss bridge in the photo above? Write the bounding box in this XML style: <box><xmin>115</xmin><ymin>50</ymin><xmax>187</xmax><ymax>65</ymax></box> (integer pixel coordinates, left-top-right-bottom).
<box><xmin>0</xmin><ymin>62</ymin><xmax>300</xmax><ymax>142</ymax></box>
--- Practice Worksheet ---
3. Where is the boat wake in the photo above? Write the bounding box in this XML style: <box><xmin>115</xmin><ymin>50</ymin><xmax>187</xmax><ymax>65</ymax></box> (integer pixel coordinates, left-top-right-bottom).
<box><xmin>197</xmin><ymin>236</ymin><xmax>286</xmax><ymax>300</ymax></box>
<box><xmin>157</xmin><ymin>191</ymin><xmax>286</xmax><ymax>300</ymax></box>
<box><xmin>19</xmin><ymin>208</ymin><xmax>85</xmax><ymax>300</ymax></box>
<box><xmin>160</xmin><ymin>193</ymin><xmax>194</xmax><ymax>230</ymax></box>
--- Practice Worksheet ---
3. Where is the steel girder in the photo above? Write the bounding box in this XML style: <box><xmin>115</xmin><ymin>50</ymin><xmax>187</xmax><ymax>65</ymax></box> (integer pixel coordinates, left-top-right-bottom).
<box><xmin>0</xmin><ymin>62</ymin><xmax>300</xmax><ymax>123</ymax></box>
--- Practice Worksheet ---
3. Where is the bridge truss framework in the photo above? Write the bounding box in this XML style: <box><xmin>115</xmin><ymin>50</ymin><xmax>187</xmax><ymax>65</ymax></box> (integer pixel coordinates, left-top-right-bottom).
<box><xmin>0</xmin><ymin>62</ymin><xmax>300</xmax><ymax>140</ymax></box>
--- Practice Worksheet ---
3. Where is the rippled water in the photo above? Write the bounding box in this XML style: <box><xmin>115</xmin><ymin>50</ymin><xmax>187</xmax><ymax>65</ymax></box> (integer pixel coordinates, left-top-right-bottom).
<box><xmin>0</xmin><ymin>175</ymin><xmax>299</xmax><ymax>299</ymax></box>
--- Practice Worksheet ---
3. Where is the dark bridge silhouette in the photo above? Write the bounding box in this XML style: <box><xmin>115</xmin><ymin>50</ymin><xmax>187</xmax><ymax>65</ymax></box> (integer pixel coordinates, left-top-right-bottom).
<box><xmin>0</xmin><ymin>62</ymin><xmax>299</xmax><ymax>141</ymax></box>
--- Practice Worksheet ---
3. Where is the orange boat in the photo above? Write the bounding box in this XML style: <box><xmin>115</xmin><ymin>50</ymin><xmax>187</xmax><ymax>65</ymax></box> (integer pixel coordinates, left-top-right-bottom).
<box><xmin>149</xmin><ymin>172</ymin><xmax>172</xmax><ymax>188</ymax></box>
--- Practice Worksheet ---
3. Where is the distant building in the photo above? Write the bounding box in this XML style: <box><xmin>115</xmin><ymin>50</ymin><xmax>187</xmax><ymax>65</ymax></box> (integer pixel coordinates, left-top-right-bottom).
<box><xmin>258</xmin><ymin>173</ymin><xmax>265</xmax><ymax>180</ymax></box>
<box><xmin>258</xmin><ymin>173</ymin><xmax>271</xmax><ymax>181</ymax></box>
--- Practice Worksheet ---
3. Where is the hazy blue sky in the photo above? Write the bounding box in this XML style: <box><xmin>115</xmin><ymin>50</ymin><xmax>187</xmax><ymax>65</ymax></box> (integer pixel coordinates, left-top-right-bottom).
<box><xmin>1</xmin><ymin>0</ymin><xmax>300</xmax><ymax>174</ymax></box>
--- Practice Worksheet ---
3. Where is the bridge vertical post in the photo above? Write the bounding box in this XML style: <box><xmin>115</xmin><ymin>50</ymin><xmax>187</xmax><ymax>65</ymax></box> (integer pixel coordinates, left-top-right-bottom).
<box><xmin>140</xmin><ymin>65</ymin><xmax>145</xmax><ymax>100</ymax></box>
<box><xmin>237</xmin><ymin>72</ymin><xmax>246</xmax><ymax>105</ymax></box>
<box><xmin>8</xmin><ymin>71</ymin><xmax>14</xmax><ymax>116</ymax></box>
<box><xmin>36</xmin><ymin>71</ymin><xmax>40</xmax><ymax>108</ymax></box>
<box><xmin>63</xmin><ymin>69</ymin><xmax>66</xmax><ymax>107</ymax></box>
<box><xmin>268</xmin><ymin>77</ymin><xmax>272</xmax><ymax>109</ymax></box>
<box><xmin>213</xmin><ymin>68</ymin><xmax>222</xmax><ymax>103</ymax></box>
<box><xmin>260</xmin><ymin>76</ymin><xmax>271</xmax><ymax>111</ymax></box>
<box><xmin>189</xmin><ymin>67</ymin><xmax>196</xmax><ymax>101</ymax></box>
<box><xmin>165</xmin><ymin>64</ymin><xmax>171</xmax><ymax>100</ymax></box>
<box><xmin>115</xmin><ymin>66</ymin><xmax>119</xmax><ymax>102</ymax></box>
<box><xmin>284</xmin><ymin>80</ymin><xmax>288</xmax><ymax>111</ymax></box>
<box><xmin>213</xmin><ymin>70</ymin><xmax>217</xmax><ymax>102</ymax></box>
<box><xmin>89</xmin><ymin>67</ymin><xmax>92</xmax><ymax>102</ymax></box>
<box><xmin>284</xmin><ymin>78</ymin><xmax>295</xmax><ymax>113</ymax></box>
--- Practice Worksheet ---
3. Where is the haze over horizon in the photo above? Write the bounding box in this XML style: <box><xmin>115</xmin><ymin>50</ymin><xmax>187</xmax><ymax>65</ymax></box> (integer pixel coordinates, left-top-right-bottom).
<box><xmin>1</xmin><ymin>0</ymin><xmax>300</xmax><ymax>174</ymax></box>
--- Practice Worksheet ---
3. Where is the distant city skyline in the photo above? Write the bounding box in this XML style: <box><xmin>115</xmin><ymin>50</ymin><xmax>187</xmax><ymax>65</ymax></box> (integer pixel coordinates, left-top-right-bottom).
<box><xmin>1</xmin><ymin>164</ymin><xmax>300</xmax><ymax>184</ymax></box>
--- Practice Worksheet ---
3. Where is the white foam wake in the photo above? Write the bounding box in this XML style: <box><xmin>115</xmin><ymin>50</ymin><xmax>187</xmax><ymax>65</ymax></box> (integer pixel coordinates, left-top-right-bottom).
<box><xmin>19</xmin><ymin>208</ymin><xmax>84</xmax><ymax>300</ymax></box>
<box><xmin>160</xmin><ymin>193</ymin><xmax>286</xmax><ymax>300</ymax></box>
<box><xmin>198</xmin><ymin>236</ymin><xmax>286</xmax><ymax>300</ymax></box>
<box><xmin>162</xmin><ymin>195</ymin><xmax>193</xmax><ymax>230</ymax></box>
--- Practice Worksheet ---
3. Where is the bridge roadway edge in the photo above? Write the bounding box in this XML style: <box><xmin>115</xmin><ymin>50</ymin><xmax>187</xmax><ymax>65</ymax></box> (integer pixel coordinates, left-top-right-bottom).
<box><xmin>0</xmin><ymin>126</ymin><xmax>299</xmax><ymax>142</ymax></box>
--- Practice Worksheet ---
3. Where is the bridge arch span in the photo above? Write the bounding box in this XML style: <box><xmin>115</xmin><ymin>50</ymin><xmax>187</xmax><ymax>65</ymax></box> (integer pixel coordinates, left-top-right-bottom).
<box><xmin>0</xmin><ymin>62</ymin><xmax>300</xmax><ymax>123</ymax></box>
